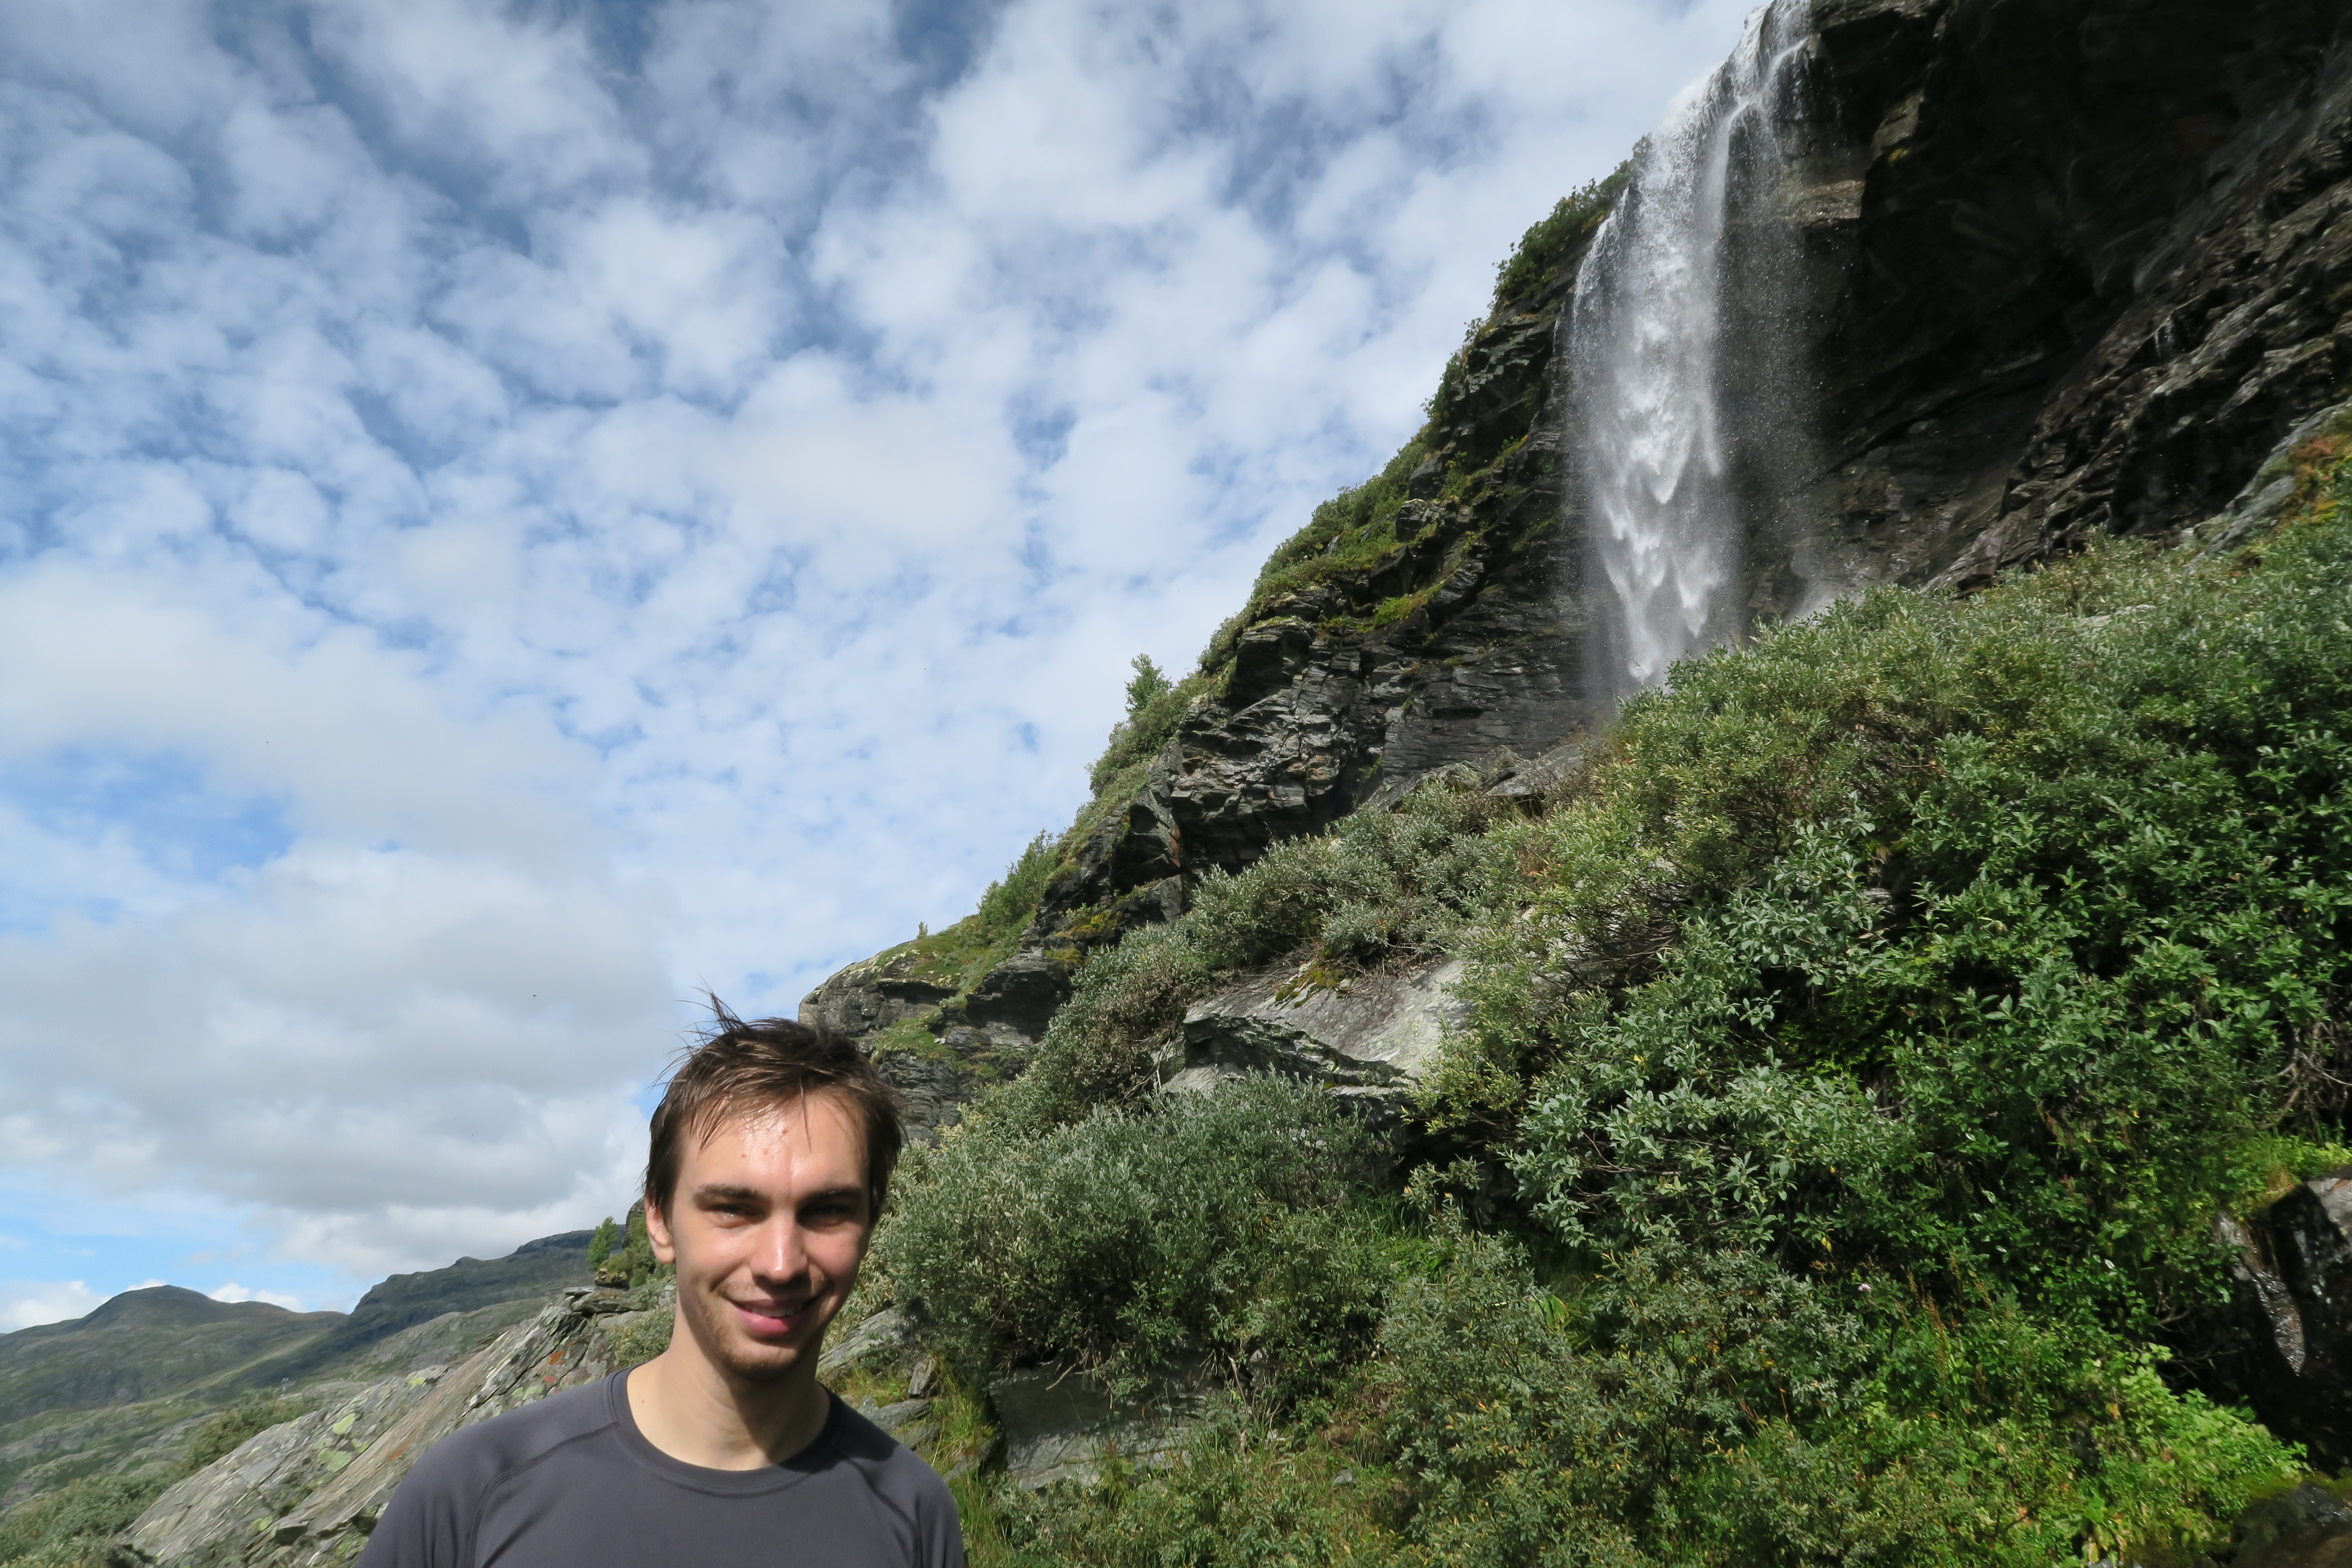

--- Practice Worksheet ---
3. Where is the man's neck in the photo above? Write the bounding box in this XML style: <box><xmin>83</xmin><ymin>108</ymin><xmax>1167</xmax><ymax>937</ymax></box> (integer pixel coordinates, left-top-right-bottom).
<box><xmin>625</xmin><ymin>1340</ymin><xmax>830</xmax><ymax>1471</ymax></box>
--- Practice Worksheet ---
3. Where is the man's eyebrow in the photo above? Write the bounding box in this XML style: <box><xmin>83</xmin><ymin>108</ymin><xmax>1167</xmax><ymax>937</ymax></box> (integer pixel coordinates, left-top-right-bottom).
<box><xmin>689</xmin><ymin>1182</ymin><xmax>763</xmax><ymax>1204</ymax></box>
<box><xmin>801</xmin><ymin>1185</ymin><xmax>870</xmax><ymax>1207</ymax></box>
<box><xmin>687</xmin><ymin>1182</ymin><xmax>868</xmax><ymax>1206</ymax></box>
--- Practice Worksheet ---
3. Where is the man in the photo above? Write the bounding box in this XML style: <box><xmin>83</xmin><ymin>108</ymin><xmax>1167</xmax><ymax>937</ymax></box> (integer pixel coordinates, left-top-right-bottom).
<box><xmin>359</xmin><ymin>1013</ymin><xmax>964</xmax><ymax>1567</ymax></box>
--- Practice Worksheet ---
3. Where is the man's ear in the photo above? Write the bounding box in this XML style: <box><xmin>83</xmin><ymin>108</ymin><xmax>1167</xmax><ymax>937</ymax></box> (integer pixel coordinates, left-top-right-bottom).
<box><xmin>643</xmin><ymin>1195</ymin><xmax>678</xmax><ymax>1265</ymax></box>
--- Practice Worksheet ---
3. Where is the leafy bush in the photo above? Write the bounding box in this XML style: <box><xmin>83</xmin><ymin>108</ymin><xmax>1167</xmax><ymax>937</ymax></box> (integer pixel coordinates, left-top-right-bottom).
<box><xmin>1493</xmin><ymin>160</ymin><xmax>1635</xmax><ymax>302</ymax></box>
<box><xmin>1089</xmin><ymin>659</ymin><xmax>1203</xmax><ymax>795</ymax></box>
<box><xmin>586</xmin><ymin>1214</ymin><xmax>619</xmax><ymax>1271</ymax></box>
<box><xmin>1363</xmin><ymin>1221</ymin><xmax>2301</xmax><ymax>1568</ymax></box>
<box><xmin>1430</xmin><ymin>496</ymin><xmax>2352</xmax><ymax>1337</ymax></box>
<box><xmin>937</xmin><ymin>427</ymin><xmax>2352</xmax><ymax>1565</ymax></box>
<box><xmin>0</xmin><ymin>1473</ymin><xmax>172</xmax><ymax>1568</ymax></box>
<box><xmin>877</xmin><ymin>1076</ymin><xmax>1382</xmax><ymax>1396</ymax></box>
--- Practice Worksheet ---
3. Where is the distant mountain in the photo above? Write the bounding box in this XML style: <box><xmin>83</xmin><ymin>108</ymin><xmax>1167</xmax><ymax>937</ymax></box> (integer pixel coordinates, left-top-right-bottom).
<box><xmin>0</xmin><ymin>1288</ymin><xmax>341</xmax><ymax>1429</ymax></box>
<box><xmin>275</xmin><ymin>1231</ymin><xmax>593</xmax><ymax>1375</ymax></box>
<box><xmin>0</xmin><ymin>1232</ymin><xmax>594</xmax><ymax>1500</ymax></box>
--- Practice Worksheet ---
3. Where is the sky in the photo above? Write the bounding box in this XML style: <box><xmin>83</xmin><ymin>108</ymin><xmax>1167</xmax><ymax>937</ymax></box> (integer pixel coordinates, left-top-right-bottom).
<box><xmin>0</xmin><ymin>0</ymin><xmax>1758</xmax><ymax>1329</ymax></box>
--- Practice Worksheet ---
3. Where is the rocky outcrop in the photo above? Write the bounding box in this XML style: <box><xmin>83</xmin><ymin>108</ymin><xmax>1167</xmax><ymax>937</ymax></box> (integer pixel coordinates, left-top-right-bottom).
<box><xmin>2209</xmin><ymin>1480</ymin><xmax>2352</xmax><ymax>1568</ymax></box>
<box><xmin>988</xmin><ymin>1359</ymin><xmax>1209</xmax><ymax>1489</ymax></box>
<box><xmin>1163</xmin><ymin>958</ymin><xmax>1468</xmax><ymax>1114</ymax></box>
<box><xmin>799</xmin><ymin>952</ymin><xmax>960</xmax><ymax>1039</ymax></box>
<box><xmin>798</xmin><ymin>946</ymin><xmax>1072</xmax><ymax>1143</ymax></box>
<box><xmin>2223</xmin><ymin>1168</ymin><xmax>2352</xmax><ymax>1470</ymax></box>
<box><xmin>113</xmin><ymin>1288</ymin><xmax>646</xmax><ymax>1568</ymax></box>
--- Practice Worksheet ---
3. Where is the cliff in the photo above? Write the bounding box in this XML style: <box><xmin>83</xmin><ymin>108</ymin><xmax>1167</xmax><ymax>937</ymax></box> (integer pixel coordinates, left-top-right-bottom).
<box><xmin>812</xmin><ymin>0</ymin><xmax>2352</xmax><ymax>1141</ymax></box>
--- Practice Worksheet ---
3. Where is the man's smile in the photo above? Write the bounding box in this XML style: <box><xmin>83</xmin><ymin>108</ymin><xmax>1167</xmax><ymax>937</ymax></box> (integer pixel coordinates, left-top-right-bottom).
<box><xmin>728</xmin><ymin>1298</ymin><xmax>815</xmax><ymax>1338</ymax></box>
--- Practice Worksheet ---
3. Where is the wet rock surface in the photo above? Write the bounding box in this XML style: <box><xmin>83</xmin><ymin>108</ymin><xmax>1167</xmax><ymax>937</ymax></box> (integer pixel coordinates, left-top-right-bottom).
<box><xmin>2208</xmin><ymin>1480</ymin><xmax>2352</xmax><ymax>1568</ymax></box>
<box><xmin>2223</xmin><ymin>1168</ymin><xmax>2352</xmax><ymax>1469</ymax></box>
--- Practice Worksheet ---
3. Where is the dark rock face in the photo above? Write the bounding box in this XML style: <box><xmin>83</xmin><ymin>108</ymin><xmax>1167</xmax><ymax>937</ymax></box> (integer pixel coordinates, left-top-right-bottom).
<box><xmin>2223</xmin><ymin>1169</ymin><xmax>2352</xmax><ymax>1469</ymax></box>
<box><xmin>1034</xmin><ymin>283</ymin><xmax>1598</xmax><ymax>937</ymax></box>
<box><xmin>2211</xmin><ymin>1480</ymin><xmax>2352</xmax><ymax>1568</ymax></box>
<box><xmin>1794</xmin><ymin>0</ymin><xmax>2352</xmax><ymax>591</ymax></box>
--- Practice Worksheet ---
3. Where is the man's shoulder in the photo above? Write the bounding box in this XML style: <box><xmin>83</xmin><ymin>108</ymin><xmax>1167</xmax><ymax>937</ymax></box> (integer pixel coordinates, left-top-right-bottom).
<box><xmin>821</xmin><ymin>1400</ymin><xmax>958</xmax><ymax>1523</ymax></box>
<box><xmin>404</xmin><ymin>1375</ymin><xmax>622</xmax><ymax>1497</ymax></box>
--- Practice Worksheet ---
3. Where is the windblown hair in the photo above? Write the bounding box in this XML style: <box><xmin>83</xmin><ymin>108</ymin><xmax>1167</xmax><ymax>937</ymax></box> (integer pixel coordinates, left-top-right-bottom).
<box><xmin>644</xmin><ymin>1002</ymin><xmax>905</xmax><ymax>1219</ymax></box>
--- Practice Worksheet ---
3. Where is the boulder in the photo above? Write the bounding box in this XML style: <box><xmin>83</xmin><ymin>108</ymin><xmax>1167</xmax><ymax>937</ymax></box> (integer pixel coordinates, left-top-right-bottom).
<box><xmin>957</xmin><ymin>951</ymin><xmax>1072</xmax><ymax>1043</ymax></box>
<box><xmin>816</xmin><ymin>1307</ymin><xmax>914</xmax><ymax>1381</ymax></box>
<box><xmin>2221</xmin><ymin>1167</ymin><xmax>2352</xmax><ymax>1468</ymax></box>
<box><xmin>2213</xmin><ymin>1480</ymin><xmax>2352</xmax><ymax>1568</ymax></box>
<box><xmin>987</xmin><ymin>1360</ymin><xmax>1209</xmax><ymax>1490</ymax></box>
<box><xmin>1165</xmin><ymin>958</ymin><xmax>1467</xmax><ymax>1109</ymax></box>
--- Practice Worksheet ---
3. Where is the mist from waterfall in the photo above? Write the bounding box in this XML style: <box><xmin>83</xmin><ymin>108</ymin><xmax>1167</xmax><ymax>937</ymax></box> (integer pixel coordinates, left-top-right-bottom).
<box><xmin>1571</xmin><ymin>0</ymin><xmax>1814</xmax><ymax>700</ymax></box>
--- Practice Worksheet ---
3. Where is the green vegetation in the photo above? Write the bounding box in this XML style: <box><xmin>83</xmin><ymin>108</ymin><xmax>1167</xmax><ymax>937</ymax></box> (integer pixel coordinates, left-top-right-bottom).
<box><xmin>883</xmin><ymin>413</ymin><xmax>2352</xmax><ymax>1566</ymax></box>
<box><xmin>586</xmin><ymin>1215</ymin><xmax>619</xmax><ymax>1272</ymax></box>
<box><xmin>585</xmin><ymin>1201</ymin><xmax>671</xmax><ymax>1290</ymax></box>
<box><xmin>880</xmin><ymin>1078</ymin><xmax>1387</xmax><ymax>1402</ymax></box>
<box><xmin>0</xmin><ymin>1394</ymin><xmax>311</xmax><ymax>1568</ymax></box>
<box><xmin>1493</xmin><ymin>160</ymin><xmax>1635</xmax><ymax>301</ymax></box>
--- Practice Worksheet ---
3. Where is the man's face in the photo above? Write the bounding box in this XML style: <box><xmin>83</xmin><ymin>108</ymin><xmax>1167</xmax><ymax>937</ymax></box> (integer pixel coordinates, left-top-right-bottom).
<box><xmin>644</xmin><ymin>1092</ymin><xmax>872</xmax><ymax>1386</ymax></box>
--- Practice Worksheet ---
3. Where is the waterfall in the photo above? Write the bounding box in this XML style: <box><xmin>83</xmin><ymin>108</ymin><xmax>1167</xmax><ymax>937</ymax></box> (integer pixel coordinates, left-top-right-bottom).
<box><xmin>1571</xmin><ymin>0</ymin><xmax>1815</xmax><ymax>699</ymax></box>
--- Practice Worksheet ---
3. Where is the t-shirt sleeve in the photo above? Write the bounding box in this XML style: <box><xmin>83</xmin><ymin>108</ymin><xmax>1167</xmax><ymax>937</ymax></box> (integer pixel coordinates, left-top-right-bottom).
<box><xmin>915</xmin><ymin>1469</ymin><xmax>966</xmax><ymax>1568</ymax></box>
<box><xmin>355</xmin><ymin>1433</ymin><xmax>477</xmax><ymax>1568</ymax></box>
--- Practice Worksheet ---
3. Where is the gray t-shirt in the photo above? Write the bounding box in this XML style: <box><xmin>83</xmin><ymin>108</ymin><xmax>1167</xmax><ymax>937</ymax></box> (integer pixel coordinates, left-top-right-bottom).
<box><xmin>357</xmin><ymin>1373</ymin><xmax>964</xmax><ymax>1568</ymax></box>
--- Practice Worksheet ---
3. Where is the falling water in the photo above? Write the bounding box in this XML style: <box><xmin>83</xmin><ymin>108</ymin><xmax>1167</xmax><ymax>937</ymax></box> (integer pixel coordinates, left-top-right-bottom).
<box><xmin>1571</xmin><ymin>0</ymin><xmax>1815</xmax><ymax>698</ymax></box>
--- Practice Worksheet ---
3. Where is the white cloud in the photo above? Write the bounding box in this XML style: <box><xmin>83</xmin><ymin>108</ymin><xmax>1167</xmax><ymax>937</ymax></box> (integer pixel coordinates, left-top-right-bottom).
<box><xmin>0</xmin><ymin>0</ymin><xmax>1760</xmax><ymax>1288</ymax></box>
<box><xmin>2</xmin><ymin>1280</ymin><xmax>102</xmax><ymax>1331</ymax></box>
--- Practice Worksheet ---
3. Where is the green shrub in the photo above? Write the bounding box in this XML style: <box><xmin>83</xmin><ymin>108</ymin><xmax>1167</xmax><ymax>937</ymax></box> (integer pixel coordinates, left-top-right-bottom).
<box><xmin>0</xmin><ymin>1472</ymin><xmax>171</xmax><ymax>1568</ymax></box>
<box><xmin>1492</xmin><ymin>159</ymin><xmax>1635</xmax><ymax>303</ymax></box>
<box><xmin>586</xmin><ymin>1214</ymin><xmax>619</xmax><ymax>1271</ymax></box>
<box><xmin>1089</xmin><ymin>661</ymin><xmax>1204</xmax><ymax>795</ymax></box>
<box><xmin>877</xmin><ymin>1076</ymin><xmax>1381</xmax><ymax>1395</ymax></box>
<box><xmin>1442</xmin><ymin>496</ymin><xmax>2352</xmax><ymax>1333</ymax></box>
<box><xmin>1363</xmin><ymin>1220</ymin><xmax>2299</xmax><ymax>1568</ymax></box>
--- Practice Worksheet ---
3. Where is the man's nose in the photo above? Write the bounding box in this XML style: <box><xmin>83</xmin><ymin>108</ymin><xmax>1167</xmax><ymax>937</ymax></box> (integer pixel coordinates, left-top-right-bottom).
<box><xmin>750</xmin><ymin>1216</ymin><xmax>808</xmax><ymax>1281</ymax></box>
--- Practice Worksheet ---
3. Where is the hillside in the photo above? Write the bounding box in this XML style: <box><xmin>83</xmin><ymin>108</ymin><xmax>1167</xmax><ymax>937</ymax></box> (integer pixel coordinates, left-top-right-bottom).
<box><xmin>4</xmin><ymin>0</ymin><xmax>2349</xmax><ymax>1563</ymax></box>
<box><xmin>0</xmin><ymin>1233</ymin><xmax>590</xmax><ymax>1508</ymax></box>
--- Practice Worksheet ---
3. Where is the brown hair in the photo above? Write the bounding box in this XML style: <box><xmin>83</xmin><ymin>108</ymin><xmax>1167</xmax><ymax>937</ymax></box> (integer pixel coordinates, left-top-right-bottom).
<box><xmin>644</xmin><ymin>1003</ymin><xmax>905</xmax><ymax>1219</ymax></box>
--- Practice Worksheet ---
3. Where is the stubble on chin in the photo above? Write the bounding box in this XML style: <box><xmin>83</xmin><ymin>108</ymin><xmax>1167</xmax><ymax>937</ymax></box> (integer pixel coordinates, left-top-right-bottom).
<box><xmin>682</xmin><ymin>1289</ymin><xmax>829</xmax><ymax>1385</ymax></box>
